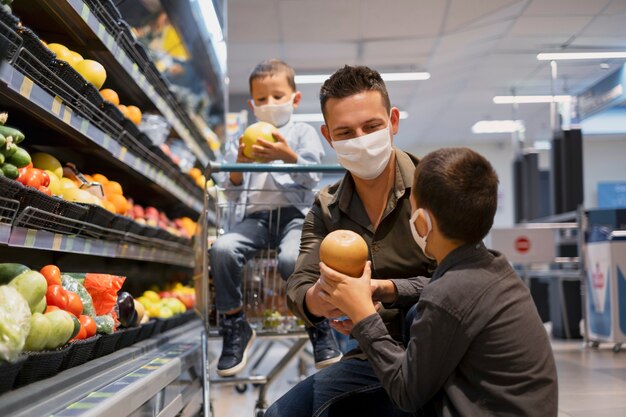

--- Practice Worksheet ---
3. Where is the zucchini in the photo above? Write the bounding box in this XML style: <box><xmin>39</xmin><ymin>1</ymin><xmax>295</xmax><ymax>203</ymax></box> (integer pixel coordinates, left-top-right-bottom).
<box><xmin>1</xmin><ymin>162</ymin><xmax>18</xmax><ymax>179</ymax></box>
<box><xmin>0</xmin><ymin>263</ymin><xmax>31</xmax><ymax>284</ymax></box>
<box><xmin>0</xmin><ymin>125</ymin><xmax>25</xmax><ymax>144</ymax></box>
<box><xmin>2</xmin><ymin>142</ymin><xmax>17</xmax><ymax>157</ymax></box>
<box><xmin>0</xmin><ymin>134</ymin><xmax>5</xmax><ymax>148</ymax></box>
<box><xmin>0</xmin><ymin>152</ymin><xmax>4</xmax><ymax>165</ymax></box>
<box><xmin>70</xmin><ymin>315</ymin><xmax>81</xmax><ymax>339</ymax></box>
<box><xmin>7</xmin><ymin>146</ymin><xmax>31</xmax><ymax>168</ymax></box>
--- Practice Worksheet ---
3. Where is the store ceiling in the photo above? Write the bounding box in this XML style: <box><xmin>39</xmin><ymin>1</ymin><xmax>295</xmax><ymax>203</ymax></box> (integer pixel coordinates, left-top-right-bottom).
<box><xmin>227</xmin><ymin>0</ymin><xmax>626</xmax><ymax>156</ymax></box>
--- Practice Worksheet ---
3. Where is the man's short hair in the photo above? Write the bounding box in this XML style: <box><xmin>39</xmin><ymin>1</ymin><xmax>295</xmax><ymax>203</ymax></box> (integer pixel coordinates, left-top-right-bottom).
<box><xmin>320</xmin><ymin>65</ymin><xmax>391</xmax><ymax>117</ymax></box>
<box><xmin>249</xmin><ymin>59</ymin><xmax>296</xmax><ymax>92</ymax></box>
<box><xmin>413</xmin><ymin>148</ymin><xmax>499</xmax><ymax>244</ymax></box>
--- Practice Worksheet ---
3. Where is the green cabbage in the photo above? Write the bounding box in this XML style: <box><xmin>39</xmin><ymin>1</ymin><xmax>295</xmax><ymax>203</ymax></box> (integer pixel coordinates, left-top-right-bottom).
<box><xmin>0</xmin><ymin>285</ymin><xmax>31</xmax><ymax>362</ymax></box>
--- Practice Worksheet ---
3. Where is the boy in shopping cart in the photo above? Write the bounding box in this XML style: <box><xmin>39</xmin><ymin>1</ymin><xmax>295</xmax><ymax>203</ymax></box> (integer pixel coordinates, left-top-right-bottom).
<box><xmin>210</xmin><ymin>59</ymin><xmax>341</xmax><ymax>377</ymax></box>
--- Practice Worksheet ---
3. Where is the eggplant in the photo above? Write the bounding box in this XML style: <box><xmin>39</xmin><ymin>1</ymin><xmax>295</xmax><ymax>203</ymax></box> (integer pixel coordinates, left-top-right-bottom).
<box><xmin>116</xmin><ymin>291</ymin><xmax>138</xmax><ymax>328</ymax></box>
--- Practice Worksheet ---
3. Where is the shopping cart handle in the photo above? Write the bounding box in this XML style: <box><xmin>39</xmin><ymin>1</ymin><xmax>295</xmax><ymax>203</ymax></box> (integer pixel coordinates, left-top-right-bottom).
<box><xmin>206</xmin><ymin>162</ymin><xmax>345</xmax><ymax>174</ymax></box>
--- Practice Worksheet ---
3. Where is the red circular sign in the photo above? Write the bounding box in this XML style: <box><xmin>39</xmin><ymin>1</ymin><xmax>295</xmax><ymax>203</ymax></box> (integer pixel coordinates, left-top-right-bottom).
<box><xmin>515</xmin><ymin>236</ymin><xmax>530</xmax><ymax>254</ymax></box>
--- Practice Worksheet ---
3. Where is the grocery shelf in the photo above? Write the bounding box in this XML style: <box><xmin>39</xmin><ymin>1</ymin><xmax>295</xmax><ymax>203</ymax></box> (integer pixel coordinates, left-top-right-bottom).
<box><xmin>0</xmin><ymin>320</ymin><xmax>204</xmax><ymax>417</ymax></box>
<box><xmin>0</xmin><ymin>62</ymin><xmax>204</xmax><ymax>214</ymax></box>
<box><xmin>14</xmin><ymin>0</ymin><xmax>213</xmax><ymax>167</ymax></box>
<box><xmin>5</xmin><ymin>226</ymin><xmax>194</xmax><ymax>268</ymax></box>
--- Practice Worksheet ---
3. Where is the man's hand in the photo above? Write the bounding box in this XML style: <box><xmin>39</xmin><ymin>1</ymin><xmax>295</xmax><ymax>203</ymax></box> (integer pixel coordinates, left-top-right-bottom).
<box><xmin>319</xmin><ymin>261</ymin><xmax>377</xmax><ymax>325</ymax></box>
<box><xmin>230</xmin><ymin>136</ymin><xmax>254</xmax><ymax>185</ymax></box>
<box><xmin>330</xmin><ymin>302</ymin><xmax>382</xmax><ymax>335</ymax></box>
<box><xmin>305</xmin><ymin>280</ymin><xmax>344</xmax><ymax>319</ymax></box>
<box><xmin>251</xmin><ymin>130</ymin><xmax>297</xmax><ymax>163</ymax></box>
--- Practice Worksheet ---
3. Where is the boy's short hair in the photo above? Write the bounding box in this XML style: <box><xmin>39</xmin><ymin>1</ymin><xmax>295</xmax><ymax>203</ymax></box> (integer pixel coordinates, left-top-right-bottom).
<box><xmin>320</xmin><ymin>65</ymin><xmax>391</xmax><ymax>117</ymax></box>
<box><xmin>249</xmin><ymin>59</ymin><xmax>296</xmax><ymax>92</ymax></box>
<box><xmin>413</xmin><ymin>148</ymin><xmax>499</xmax><ymax>244</ymax></box>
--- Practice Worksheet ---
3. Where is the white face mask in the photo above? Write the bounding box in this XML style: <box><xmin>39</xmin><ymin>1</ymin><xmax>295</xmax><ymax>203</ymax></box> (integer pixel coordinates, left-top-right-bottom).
<box><xmin>251</xmin><ymin>93</ymin><xmax>295</xmax><ymax>127</ymax></box>
<box><xmin>410</xmin><ymin>208</ymin><xmax>435</xmax><ymax>260</ymax></box>
<box><xmin>332</xmin><ymin>124</ymin><xmax>393</xmax><ymax>180</ymax></box>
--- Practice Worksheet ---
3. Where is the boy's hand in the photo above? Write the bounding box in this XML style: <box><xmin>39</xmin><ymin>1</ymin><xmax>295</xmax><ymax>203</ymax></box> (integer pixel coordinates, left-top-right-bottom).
<box><xmin>251</xmin><ymin>130</ymin><xmax>298</xmax><ymax>163</ymax></box>
<box><xmin>230</xmin><ymin>137</ymin><xmax>254</xmax><ymax>185</ymax></box>
<box><xmin>330</xmin><ymin>302</ymin><xmax>382</xmax><ymax>335</ymax></box>
<box><xmin>319</xmin><ymin>261</ymin><xmax>377</xmax><ymax>326</ymax></box>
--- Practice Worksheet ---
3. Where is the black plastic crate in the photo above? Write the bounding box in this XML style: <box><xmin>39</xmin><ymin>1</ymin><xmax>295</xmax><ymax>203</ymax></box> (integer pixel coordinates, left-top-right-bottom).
<box><xmin>115</xmin><ymin>326</ymin><xmax>140</xmax><ymax>350</ymax></box>
<box><xmin>134</xmin><ymin>320</ymin><xmax>156</xmax><ymax>342</ymax></box>
<box><xmin>59</xmin><ymin>335</ymin><xmax>99</xmax><ymax>371</ymax></box>
<box><xmin>141</xmin><ymin>224</ymin><xmax>159</xmax><ymax>238</ymax></box>
<box><xmin>81</xmin><ymin>203</ymin><xmax>115</xmax><ymax>228</ymax></box>
<box><xmin>14</xmin><ymin>345</ymin><xmax>71</xmax><ymax>388</ymax></box>
<box><xmin>81</xmin><ymin>84</ymin><xmax>104</xmax><ymax>108</ymax></box>
<box><xmin>127</xmin><ymin>220</ymin><xmax>143</xmax><ymax>236</ymax></box>
<box><xmin>155</xmin><ymin>228</ymin><xmax>170</xmax><ymax>241</ymax></box>
<box><xmin>100</xmin><ymin>101</ymin><xmax>125</xmax><ymax>124</ymax></box>
<box><xmin>90</xmin><ymin>331</ymin><xmax>122</xmax><ymax>359</ymax></box>
<box><xmin>15</xmin><ymin>188</ymin><xmax>88</xmax><ymax>234</ymax></box>
<box><xmin>51</xmin><ymin>60</ymin><xmax>88</xmax><ymax>103</ymax></box>
<box><xmin>110</xmin><ymin>214</ymin><xmax>133</xmax><ymax>233</ymax></box>
<box><xmin>0</xmin><ymin>175</ymin><xmax>23</xmax><ymax>199</ymax></box>
<box><xmin>16</xmin><ymin>27</ymin><xmax>55</xmax><ymax>66</ymax></box>
<box><xmin>0</xmin><ymin>18</ymin><xmax>20</xmax><ymax>63</ymax></box>
<box><xmin>0</xmin><ymin>5</ymin><xmax>19</xmax><ymax>28</ymax></box>
<box><xmin>0</xmin><ymin>355</ymin><xmax>26</xmax><ymax>394</ymax></box>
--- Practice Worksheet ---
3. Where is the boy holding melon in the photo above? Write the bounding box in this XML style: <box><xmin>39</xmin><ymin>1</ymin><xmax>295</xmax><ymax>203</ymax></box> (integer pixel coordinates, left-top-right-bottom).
<box><xmin>210</xmin><ymin>59</ymin><xmax>333</xmax><ymax>377</ymax></box>
<box><xmin>280</xmin><ymin>147</ymin><xmax>559</xmax><ymax>416</ymax></box>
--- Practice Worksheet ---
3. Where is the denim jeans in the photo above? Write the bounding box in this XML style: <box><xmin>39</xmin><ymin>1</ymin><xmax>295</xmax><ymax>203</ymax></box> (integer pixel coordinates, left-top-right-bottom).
<box><xmin>264</xmin><ymin>358</ymin><xmax>414</xmax><ymax>417</ymax></box>
<box><xmin>210</xmin><ymin>206</ymin><xmax>304</xmax><ymax>312</ymax></box>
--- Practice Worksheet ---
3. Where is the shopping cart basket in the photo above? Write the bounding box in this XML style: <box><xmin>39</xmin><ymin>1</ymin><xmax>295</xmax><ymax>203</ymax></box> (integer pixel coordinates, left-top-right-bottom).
<box><xmin>195</xmin><ymin>161</ymin><xmax>344</xmax><ymax>417</ymax></box>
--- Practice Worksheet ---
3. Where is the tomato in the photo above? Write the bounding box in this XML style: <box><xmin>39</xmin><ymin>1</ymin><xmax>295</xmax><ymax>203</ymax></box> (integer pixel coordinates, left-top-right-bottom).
<box><xmin>40</xmin><ymin>264</ymin><xmax>61</xmax><ymax>286</ymax></box>
<box><xmin>17</xmin><ymin>167</ymin><xmax>32</xmax><ymax>185</ymax></box>
<box><xmin>38</xmin><ymin>185</ymin><xmax>52</xmax><ymax>195</ymax></box>
<box><xmin>46</xmin><ymin>284</ymin><xmax>68</xmax><ymax>309</ymax></box>
<box><xmin>40</xmin><ymin>170</ymin><xmax>50</xmax><ymax>187</ymax></box>
<box><xmin>73</xmin><ymin>325</ymin><xmax>87</xmax><ymax>340</ymax></box>
<box><xmin>79</xmin><ymin>315</ymin><xmax>97</xmax><ymax>338</ymax></box>
<box><xmin>24</xmin><ymin>170</ymin><xmax>44</xmax><ymax>189</ymax></box>
<box><xmin>66</xmin><ymin>291</ymin><xmax>84</xmax><ymax>316</ymax></box>
<box><xmin>45</xmin><ymin>305</ymin><xmax>60</xmax><ymax>313</ymax></box>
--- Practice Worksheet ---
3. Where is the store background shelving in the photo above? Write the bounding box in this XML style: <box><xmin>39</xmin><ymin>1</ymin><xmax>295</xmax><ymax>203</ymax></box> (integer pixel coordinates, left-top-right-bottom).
<box><xmin>0</xmin><ymin>0</ymin><xmax>227</xmax><ymax>413</ymax></box>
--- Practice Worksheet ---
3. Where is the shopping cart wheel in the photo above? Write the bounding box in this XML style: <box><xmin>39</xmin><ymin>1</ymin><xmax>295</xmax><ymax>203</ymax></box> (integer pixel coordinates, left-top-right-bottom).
<box><xmin>235</xmin><ymin>383</ymin><xmax>248</xmax><ymax>393</ymax></box>
<box><xmin>613</xmin><ymin>343</ymin><xmax>622</xmax><ymax>353</ymax></box>
<box><xmin>255</xmin><ymin>408</ymin><xmax>266</xmax><ymax>417</ymax></box>
<box><xmin>590</xmin><ymin>341</ymin><xmax>600</xmax><ymax>348</ymax></box>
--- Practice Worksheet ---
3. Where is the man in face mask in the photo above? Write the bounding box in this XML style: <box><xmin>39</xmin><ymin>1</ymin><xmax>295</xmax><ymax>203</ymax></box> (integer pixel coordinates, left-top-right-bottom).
<box><xmin>266</xmin><ymin>66</ymin><xmax>435</xmax><ymax>417</ymax></box>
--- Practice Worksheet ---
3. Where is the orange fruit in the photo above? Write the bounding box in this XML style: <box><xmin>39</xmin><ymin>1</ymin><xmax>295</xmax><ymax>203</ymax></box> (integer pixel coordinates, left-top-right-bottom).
<box><xmin>126</xmin><ymin>105</ymin><xmax>142</xmax><ymax>125</ymax></box>
<box><xmin>103</xmin><ymin>181</ymin><xmax>123</xmax><ymax>196</ymax></box>
<box><xmin>106</xmin><ymin>194</ymin><xmax>129</xmax><ymax>215</ymax></box>
<box><xmin>188</xmin><ymin>167</ymin><xmax>202</xmax><ymax>179</ymax></box>
<box><xmin>100</xmin><ymin>89</ymin><xmax>119</xmax><ymax>105</ymax></box>
<box><xmin>91</xmin><ymin>173</ymin><xmax>109</xmax><ymax>185</ymax></box>
<box><xmin>117</xmin><ymin>105</ymin><xmax>129</xmax><ymax>118</ymax></box>
<box><xmin>102</xmin><ymin>199</ymin><xmax>116</xmax><ymax>213</ymax></box>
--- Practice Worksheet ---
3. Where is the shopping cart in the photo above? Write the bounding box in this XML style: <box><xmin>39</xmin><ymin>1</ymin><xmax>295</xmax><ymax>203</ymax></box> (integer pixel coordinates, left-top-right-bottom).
<box><xmin>195</xmin><ymin>161</ymin><xmax>344</xmax><ymax>417</ymax></box>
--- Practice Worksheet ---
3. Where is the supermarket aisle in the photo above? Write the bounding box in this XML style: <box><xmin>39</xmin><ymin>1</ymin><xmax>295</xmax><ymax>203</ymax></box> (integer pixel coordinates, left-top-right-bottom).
<box><xmin>208</xmin><ymin>336</ymin><xmax>626</xmax><ymax>417</ymax></box>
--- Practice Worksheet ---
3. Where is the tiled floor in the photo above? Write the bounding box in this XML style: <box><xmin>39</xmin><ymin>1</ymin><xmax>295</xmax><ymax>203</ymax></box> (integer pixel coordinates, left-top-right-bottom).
<box><xmin>207</xmin><ymin>334</ymin><xmax>626</xmax><ymax>417</ymax></box>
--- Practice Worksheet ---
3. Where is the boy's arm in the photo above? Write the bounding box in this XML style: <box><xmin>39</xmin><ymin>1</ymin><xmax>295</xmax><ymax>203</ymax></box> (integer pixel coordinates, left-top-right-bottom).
<box><xmin>381</xmin><ymin>276</ymin><xmax>431</xmax><ymax>308</ymax></box>
<box><xmin>352</xmin><ymin>302</ymin><xmax>467</xmax><ymax>413</ymax></box>
<box><xmin>272</xmin><ymin>123</ymin><xmax>325</xmax><ymax>189</ymax></box>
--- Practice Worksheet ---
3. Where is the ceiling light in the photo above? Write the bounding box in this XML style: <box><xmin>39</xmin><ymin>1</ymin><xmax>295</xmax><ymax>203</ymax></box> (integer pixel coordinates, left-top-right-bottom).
<box><xmin>291</xmin><ymin>111</ymin><xmax>409</xmax><ymax>123</ymax></box>
<box><xmin>295</xmin><ymin>72</ymin><xmax>430</xmax><ymax>84</ymax></box>
<box><xmin>472</xmin><ymin>120</ymin><xmax>524</xmax><ymax>134</ymax></box>
<box><xmin>493</xmin><ymin>95</ymin><xmax>571</xmax><ymax>104</ymax></box>
<box><xmin>537</xmin><ymin>52</ymin><xmax>626</xmax><ymax>61</ymax></box>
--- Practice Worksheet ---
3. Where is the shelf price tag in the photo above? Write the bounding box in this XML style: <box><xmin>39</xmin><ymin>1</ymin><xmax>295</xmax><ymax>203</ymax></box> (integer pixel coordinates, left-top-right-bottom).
<box><xmin>97</xmin><ymin>23</ymin><xmax>105</xmax><ymax>38</ymax></box>
<box><xmin>63</xmin><ymin>107</ymin><xmax>73</xmax><ymax>124</ymax></box>
<box><xmin>19</xmin><ymin>77</ymin><xmax>33</xmax><ymax>99</ymax></box>
<box><xmin>106</xmin><ymin>35</ymin><xmax>114</xmax><ymax>50</ymax></box>
<box><xmin>51</xmin><ymin>96</ymin><xmax>62</xmax><ymax>116</ymax></box>
<box><xmin>116</xmin><ymin>48</ymin><xmax>124</xmax><ymax>61</ymax></box>
<box><xmin>118</xmin><ymin>146</ymin><xmax>127</xmax><ymax>160</ymax></box>
<box><xmin>81</xmin><ymin>3</ymin><xmax>90</xmax><ymax>21</ymax></box>
<box><xmin>80</xmin><ymin>119</ymin><xmax>89</xmax><ymax>135</ymax></box>
<box><xmin>24</xmin><ymin>229</ymin><xmax>37</xmax><ymax>248</ymax></box>
<box><xmin>52</xmin><ymin>234</ymin><xmax>63</xmax><ymax>251</ymax></box>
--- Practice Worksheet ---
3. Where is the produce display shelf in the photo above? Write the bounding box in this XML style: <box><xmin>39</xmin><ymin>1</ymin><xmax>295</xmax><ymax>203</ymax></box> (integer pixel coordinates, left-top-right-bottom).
<box><xmin>0</xmin><ymin>320</ymin><xmax>203</xmax><ymax>417</ymax></box>
<box><xmin>6</xmin><ymin>226</ymin><xmax>194</xmax><ymax>268</ymax></box>
<box><xmin>61</xmin><ymin>0</ymin><xmax>211</xmax><ymax>167</ymax></box>
<box><xmin>0</xmin><ymin>63</ymin><xmax>204</xmax><ymax>214</ymax></box>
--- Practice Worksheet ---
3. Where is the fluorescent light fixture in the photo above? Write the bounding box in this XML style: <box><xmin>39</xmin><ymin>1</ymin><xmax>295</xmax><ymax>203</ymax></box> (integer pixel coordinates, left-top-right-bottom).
<box><xmin>196</xmin><ymin>0</ymin><xmax>227</xmax><ymax>74</ymax></box>
<box><xmin>292</xmin><ymin>111</ymin><xmax>409</xmax><ymax>123</ymax></box>
<box><xmin>537</xmin><ymin>52</ymin><xmax>626</xmax><ymax>61</ymax></box>
<box><xmin>472</xmin><ymin>120</ymin><xmax>524</xmax><ymax>134</ymax></box>
<box><xmin>295</xmin><ymin>72</ymin><xmax>430</xmax><ymax>84</ymax></box>
<box><xmin>493</xmin><ymin>95</ymin><xmax>571</xmax><ymax>104</ymax></box>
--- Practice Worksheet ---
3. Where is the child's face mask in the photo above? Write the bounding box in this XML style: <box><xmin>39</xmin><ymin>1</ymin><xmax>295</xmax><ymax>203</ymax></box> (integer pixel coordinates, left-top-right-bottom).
<box><xmin>410</xmin><ymin>208</ymin><xmax>434</xmax><ymax>260</ymax></box>
<box><xmin>252</xmin><ymin>93</ymin><xmax>295</xmax><ymax>127</ymax></box>
<box><xmin>331</xmin><ymin>123</ymin><xmax>392</xmax><ymax>180</ymax></box>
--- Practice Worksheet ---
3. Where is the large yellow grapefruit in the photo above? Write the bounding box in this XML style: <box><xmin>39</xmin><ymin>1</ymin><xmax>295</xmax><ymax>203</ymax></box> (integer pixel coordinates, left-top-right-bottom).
<box><xmin>319</xmin><ymin>230</ymin><xmax>369</xmax><ymax>277</ymax></box>
<box><xmin>241</xmin><ymin>122</ymin><xmax>276</xmax><ymax>160</ymax></box>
